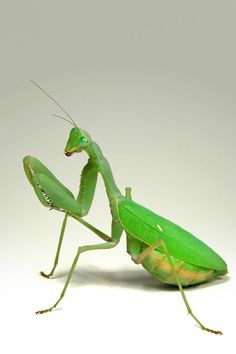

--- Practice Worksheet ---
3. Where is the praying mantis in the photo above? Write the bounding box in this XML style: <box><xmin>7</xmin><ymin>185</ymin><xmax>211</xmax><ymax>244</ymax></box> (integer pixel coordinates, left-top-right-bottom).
<box><xmin>23</xmin><ymin>81</ymin><xmax>227</xmax><ymax>335</ymax></box>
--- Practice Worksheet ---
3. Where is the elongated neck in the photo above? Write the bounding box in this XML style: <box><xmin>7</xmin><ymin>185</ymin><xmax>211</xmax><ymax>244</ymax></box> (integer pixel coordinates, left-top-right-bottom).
<box><xmin>85</xmin><ymin>141</ymin><xmax>123</xmax><ymax>201</ymax></box>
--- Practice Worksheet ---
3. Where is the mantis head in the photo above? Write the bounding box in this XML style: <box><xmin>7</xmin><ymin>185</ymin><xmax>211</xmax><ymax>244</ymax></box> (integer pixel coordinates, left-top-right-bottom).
<box><xmin>64</xmin><ymin>127</ymin><xmax>92</xmax><ymax>156</ymax></box>
<box><xmin>30</xmin><ymin>81</ymin><xmax>92</xmax><ymax>157</ymax></box>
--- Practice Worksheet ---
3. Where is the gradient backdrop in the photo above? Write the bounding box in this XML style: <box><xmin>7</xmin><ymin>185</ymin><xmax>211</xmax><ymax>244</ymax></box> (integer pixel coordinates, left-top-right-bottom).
<box><xmin>1</xmin><ymin>1</ymin><xmax>235</xmax><ymax>353</ymax></box>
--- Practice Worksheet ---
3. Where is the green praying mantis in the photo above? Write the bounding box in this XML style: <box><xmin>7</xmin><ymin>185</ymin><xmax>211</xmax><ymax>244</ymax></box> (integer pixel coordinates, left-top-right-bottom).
<box><xmin>23</xmin><ymin>81</ymin><xmax>227</xmax><ymax>335</ymax></box>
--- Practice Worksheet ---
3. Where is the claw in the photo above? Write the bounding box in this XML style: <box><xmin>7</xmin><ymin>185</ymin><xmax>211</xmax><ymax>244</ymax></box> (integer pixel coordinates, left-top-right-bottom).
<box><xmin>35</xmin><ymin>307</ymin><xmax>53</xmax><ymax>315</ymax></box>
<box><xmin>40</xmin><ymin>271</ymin><xmax>51</xmax><ymax>278</ymax></box>
<box><xmin>204</xmin><ymin>327</ymin><xmax>223</xmax><ymax>335</ymax></box>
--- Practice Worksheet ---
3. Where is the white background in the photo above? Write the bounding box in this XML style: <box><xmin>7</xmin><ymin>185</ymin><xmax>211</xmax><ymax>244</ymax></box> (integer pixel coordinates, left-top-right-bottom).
<box><xmin>1</xmin><ymin>1</ymin><xmax>235</xmax><ymax>353</ymax></box>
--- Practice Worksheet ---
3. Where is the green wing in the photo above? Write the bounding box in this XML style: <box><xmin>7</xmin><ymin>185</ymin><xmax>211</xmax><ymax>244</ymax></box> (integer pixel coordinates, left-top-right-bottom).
<box><xmin>118</xmin><ymin>198</ymin><xmax>227</xmax><ymax>271</ymax></box>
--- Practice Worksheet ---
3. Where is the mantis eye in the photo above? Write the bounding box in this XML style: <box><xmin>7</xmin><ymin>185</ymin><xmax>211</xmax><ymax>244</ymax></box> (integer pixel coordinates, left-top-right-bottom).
<box><xmin>80</xmin><ymin>136</ymin><xmax>88</xmax><ymax>144</ymax></box>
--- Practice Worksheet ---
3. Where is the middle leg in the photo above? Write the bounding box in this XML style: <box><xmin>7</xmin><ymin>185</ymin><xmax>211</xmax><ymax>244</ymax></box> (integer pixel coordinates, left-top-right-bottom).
<box><xmin>36</xmin><ymin>220</ymin><xmax>123</xmax><ymax>314</ymax></box>
<box><xmin>36</xmin><ymin>240</ymin><xmax>118</xmax><ymax>314</ymax></box>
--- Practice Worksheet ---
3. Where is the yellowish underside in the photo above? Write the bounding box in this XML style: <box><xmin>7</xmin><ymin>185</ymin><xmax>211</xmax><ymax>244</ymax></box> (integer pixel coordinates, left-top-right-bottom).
<box><xmin>141</xmin><ymin>248</ymin><xmax>216</xmax><ymax>286</ymax></box>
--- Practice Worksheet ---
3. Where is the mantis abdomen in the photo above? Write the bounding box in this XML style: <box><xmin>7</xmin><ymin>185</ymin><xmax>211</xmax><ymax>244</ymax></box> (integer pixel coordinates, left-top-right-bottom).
<box><xmin>140</xmin><ymin>245</ymin><xmax>227</xmax><ymax>287</ymax></box>
<box><xmin>126</xmin><ymin>234</ymin><xmax>226</xmax><ymax>286</ymax></box>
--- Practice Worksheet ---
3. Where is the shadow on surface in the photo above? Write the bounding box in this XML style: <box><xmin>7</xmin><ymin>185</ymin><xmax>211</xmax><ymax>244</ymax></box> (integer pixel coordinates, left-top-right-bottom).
<box><xmin>51</xmin><ymin>266</ymin><xmax>230</xmax><ymax>292</ymax></box>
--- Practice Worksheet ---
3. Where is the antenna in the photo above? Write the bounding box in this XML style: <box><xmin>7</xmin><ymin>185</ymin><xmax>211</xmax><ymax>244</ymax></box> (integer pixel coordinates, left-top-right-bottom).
<box><xmin>51</xmin><ymin>114</ymin><xmax>75</xmax><ymax>127</ymax></box>
<box><xmin>30</xmin><ymin>80</ymin><xmax>80</xmax><ymax>130</ymax></box>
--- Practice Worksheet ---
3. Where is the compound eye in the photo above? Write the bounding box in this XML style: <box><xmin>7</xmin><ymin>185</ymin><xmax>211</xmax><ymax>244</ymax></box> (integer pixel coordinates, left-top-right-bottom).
<box><xmin>80</xmin><ymin>136</ymin><xmax>88</xmax><ymax>143</ymax></box>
